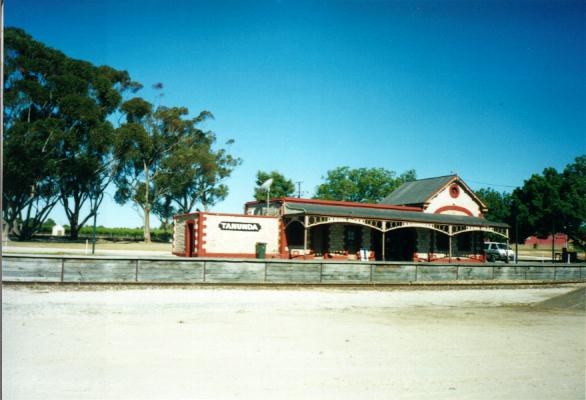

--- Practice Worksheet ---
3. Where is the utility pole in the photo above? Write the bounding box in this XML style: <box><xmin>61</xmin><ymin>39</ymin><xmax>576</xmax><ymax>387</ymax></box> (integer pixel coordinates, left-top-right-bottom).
<box><xmin>295</xmin><ymin>181</ymin><xmax>302</xmax><ymax>198</ymax></box>
<box><xmin>1</xmin><ymin>0</ymin><xmax>4</xmax><ymax>247</ymax></box>
<box><xmin>551</xmin><ymin>221</ymin><xmax>555</xmax><ymax>262</ymax></box>
<box><xmin>1</xmin><ymin>0</ymin><xmax>4</xmax><ymax>362</ymax></box>
<box><xmin>514</xmin><ymin>215</ymin><xmax>519</xmax><ymax>264</ymax></box>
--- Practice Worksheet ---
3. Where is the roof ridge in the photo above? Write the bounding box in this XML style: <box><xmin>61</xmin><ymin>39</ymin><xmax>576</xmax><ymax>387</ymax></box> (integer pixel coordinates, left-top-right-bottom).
<box><xmin>410</xmin><ymin>174</ymin><xmax>456</xmax><ymax>182</ymax></box>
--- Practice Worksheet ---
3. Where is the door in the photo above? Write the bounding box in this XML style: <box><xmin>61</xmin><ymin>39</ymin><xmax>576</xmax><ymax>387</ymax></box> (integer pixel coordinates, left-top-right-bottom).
<box><xmin>185</xmin><ymin>221</ymin><xmax>195</xmax><ymax>256</ymax></box>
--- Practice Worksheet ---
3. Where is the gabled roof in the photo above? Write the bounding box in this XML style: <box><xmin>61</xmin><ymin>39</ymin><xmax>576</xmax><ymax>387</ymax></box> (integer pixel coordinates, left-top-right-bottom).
<box><xmin>379</xmin><ymin>175</ymin><xmax>456</xmax><ymax>206</ymax></box>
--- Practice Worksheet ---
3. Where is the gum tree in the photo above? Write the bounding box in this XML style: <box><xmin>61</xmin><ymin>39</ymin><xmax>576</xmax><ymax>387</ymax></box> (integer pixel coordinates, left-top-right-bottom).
<box><xmin>2</xmin><ymin>28</ymin><xmax>139</xmax><ymax>240</ymax></box>
<box><xmin>115</xmin><ymin>100</ymin><xmax>238</xmax><ymax>241</ymax></box>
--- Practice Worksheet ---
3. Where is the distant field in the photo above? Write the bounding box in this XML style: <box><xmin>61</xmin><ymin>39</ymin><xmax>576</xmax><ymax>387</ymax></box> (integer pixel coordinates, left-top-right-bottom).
<box><xmin>515</xmin><ymin>244</ymin><xmax>585</xmax><ymax>260</ymax></box>
<box><xmin>3</xmin><ymin>240</ymin><xmax>172</xmax><ymax>252</ymax></box>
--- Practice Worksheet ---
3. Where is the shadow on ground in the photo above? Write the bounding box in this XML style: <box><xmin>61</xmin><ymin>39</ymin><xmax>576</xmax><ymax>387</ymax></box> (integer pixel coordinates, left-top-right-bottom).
<box><xmin>532</xmin><ymin>287</ymin><xmax>585</xmax><ymax>311</ymax></box>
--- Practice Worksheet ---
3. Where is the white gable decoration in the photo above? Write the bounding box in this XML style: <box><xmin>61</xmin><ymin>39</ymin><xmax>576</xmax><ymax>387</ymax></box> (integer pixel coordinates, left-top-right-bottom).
<box><xmin>424</xmin><ymin>181</ymin><xmax>485</xmax><ymax>217</ymax></box>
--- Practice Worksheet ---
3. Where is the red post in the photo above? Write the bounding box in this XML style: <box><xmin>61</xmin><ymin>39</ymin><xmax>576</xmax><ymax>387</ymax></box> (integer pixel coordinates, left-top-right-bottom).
<box><xmin>196</xmin><ymin>212</ymin><xmax>206</xmax><ymax>256</ymax></box>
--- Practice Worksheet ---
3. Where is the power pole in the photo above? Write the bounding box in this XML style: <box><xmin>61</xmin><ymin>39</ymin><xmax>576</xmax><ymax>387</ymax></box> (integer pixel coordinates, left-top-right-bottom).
<box><xmin>551</xmin><ymin>221</ymin><xmax>555</xmax><ymax>262</ymax></box>
<box><xmin>296</xmin><ymin>181</ymin><xmax>303</xmax><ymax>198</ymax></box>
<box><xmin>1</xmin><ymin>0</ymin><xmax>4</xmax><ymax>247</ymax></box>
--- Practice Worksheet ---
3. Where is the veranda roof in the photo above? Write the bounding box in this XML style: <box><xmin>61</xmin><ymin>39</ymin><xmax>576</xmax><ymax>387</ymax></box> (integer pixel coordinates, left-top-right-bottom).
<box><xmin>283</xmin><ymin>201</ymin><xmax>508</xmax><ymax>228</ymax></box>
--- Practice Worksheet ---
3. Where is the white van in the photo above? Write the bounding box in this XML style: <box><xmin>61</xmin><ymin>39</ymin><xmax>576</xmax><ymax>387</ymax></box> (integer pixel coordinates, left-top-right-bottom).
<box><xmin>484</xmin><ymin>242</ymin><xmax>515</xmax><ymax>262</ymax></box>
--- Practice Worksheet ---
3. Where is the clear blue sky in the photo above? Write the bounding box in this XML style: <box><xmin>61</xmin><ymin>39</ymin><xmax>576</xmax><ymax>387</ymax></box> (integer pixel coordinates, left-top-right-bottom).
<box><xmin>7</xmin><ymin>0</ymin><xmax>586</xmax><ymax>228</ymax></box>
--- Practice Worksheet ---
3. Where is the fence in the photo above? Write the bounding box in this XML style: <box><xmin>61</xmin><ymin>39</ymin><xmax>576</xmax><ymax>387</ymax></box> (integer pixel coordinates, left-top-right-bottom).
<box><xmin>2</xmin><ymin>254</ymin><xmax>585</xmax><ymax>284</ymax></box>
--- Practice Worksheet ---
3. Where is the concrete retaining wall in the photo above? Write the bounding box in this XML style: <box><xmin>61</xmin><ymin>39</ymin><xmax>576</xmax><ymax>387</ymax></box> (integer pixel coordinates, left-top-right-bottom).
<box><xmin>2</xmin><ymin>255</ymin><xmax>585</xmax><ymax>284</ymax></box>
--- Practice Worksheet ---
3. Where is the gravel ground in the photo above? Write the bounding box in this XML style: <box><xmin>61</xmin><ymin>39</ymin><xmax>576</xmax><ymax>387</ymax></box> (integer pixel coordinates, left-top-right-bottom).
<box><xmin>2</xmin><ymin>285</ymin><xmax>585</xmax><ymax>399</ymax></box>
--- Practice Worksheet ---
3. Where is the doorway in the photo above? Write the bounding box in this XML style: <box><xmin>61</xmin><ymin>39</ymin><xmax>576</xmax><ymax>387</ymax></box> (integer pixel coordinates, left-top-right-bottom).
<box><xmin>344</xmin><ymin>225</ymin><xmax>363</xmax><ymax>255</ymax></box>
<box><xmin>310</xmin><ymin>224</ymin><xmax>329</xmax><ymax>256</ymax></box>
<box><xmin>185</xmin><ymin>221</ymin><xmax>195</xmax><ymax>256</ymax></box>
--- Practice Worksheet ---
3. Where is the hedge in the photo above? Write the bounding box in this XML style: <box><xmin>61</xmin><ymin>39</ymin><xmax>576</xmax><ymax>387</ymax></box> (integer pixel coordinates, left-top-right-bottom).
<box><xmin>37</xmin><ymin>226</ymin><xmax>171</xmax><ymax>242</ymax></box>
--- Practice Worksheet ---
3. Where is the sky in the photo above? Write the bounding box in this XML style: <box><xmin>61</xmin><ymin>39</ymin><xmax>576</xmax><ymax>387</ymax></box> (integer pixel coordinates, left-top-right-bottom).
<box><xmin>7</xmin><ymin>0</ymin><xmax>586</xmax><ymax>228</ymax></box>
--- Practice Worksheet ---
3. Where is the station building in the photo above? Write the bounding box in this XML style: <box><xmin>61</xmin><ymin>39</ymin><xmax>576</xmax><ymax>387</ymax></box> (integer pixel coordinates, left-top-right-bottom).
<box><xmin>173</xmin><ymin>175</ymin><xmax>509</xmax><ymax>262</ymax></box>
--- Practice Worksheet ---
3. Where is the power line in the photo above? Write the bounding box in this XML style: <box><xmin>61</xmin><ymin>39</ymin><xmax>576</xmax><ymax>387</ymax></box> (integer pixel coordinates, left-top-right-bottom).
<box><xmin>463</xmin><ymin>178</ymin><xmax>518</xmax><ymax>189</ymax></box>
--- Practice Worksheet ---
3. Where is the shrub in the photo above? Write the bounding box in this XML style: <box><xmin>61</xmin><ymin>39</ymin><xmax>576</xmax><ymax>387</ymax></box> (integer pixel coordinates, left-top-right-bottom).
<box><xmin>76</xmin><ymin>226</ymin><xmax>172</xmax><ymax>242</ymax></box>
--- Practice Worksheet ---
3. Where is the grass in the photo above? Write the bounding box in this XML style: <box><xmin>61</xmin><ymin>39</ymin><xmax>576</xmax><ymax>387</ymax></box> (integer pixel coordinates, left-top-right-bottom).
<box><xmin>513</xmin><ymin>244</ymin><xmax>585</xmax><ymax>261</ymax></box>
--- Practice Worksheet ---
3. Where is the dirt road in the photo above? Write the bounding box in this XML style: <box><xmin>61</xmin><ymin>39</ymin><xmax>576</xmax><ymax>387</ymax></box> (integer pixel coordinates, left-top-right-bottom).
<box><xmin>2</xmin><ymin>285</ymin><xmax>584</xmax><ymax>399</ymax></box>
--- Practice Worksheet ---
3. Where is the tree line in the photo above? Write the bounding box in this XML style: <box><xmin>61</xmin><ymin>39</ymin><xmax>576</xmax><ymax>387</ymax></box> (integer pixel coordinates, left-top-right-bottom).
<box><xmin>476</xmin><ymin>156</ymin><xmax>585</xmax><ymax>251</ymax></box>
<box><xmin>253</xmin><ymin>167</ymin><xmax>417</xmax><ymax>203</ymax></box>
<box><xmin>255</xmin><ymin>156</ymin><xmax>585</xmax><ymax>251</ymax></box>
<box><xmin>3</xmin><ymin>28</ymin><xmax>240</xmax><ymax>242</ymax></box>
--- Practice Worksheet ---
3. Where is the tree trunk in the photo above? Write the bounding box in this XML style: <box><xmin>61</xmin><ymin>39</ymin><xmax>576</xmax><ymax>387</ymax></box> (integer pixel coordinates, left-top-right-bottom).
<box><xmin>143</xmin><ymin>161</ymin><xmax>151</xmax><ymax>243</ymax></box>
<box><xmin>70</xmin><ymin>218</ymin><xmax>79</xmax><ymax>240</ymax></box>
<box><xmin>144</xmin><ymin>205</ymin><xmax>151</xmax><ymax>243</ymax></box>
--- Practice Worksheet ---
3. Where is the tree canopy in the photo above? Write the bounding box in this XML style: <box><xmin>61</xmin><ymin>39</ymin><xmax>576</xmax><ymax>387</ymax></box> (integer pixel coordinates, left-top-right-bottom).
<box><xmin>511</xmin><ymin>156</ymin><xmax>585</xmax><ymax>250</ymax></box>
<box><xmin>3</xmin><ymin>28</ymin><xmax>240</xmax><ymax>241</ymax></box>
<box><xmin>3</xmin><ymin>27</ymin><xmax>139</xmax><ymax>239</ymax></box>
<box><xmin>475</xmin><ymin>188</ymin><xmax>512</xmax><ymax>223</ymax></box>
<box><xmin>114</xmin><ymin>100</ymin><xmax>241</xmax><ymax>241</ymax></box>
<box><xmin>314</xmin><ymin>167</ymin><xmax>417</xmax><ymax>203</ymax></box>
<box><xmin>253</xmin><ymin>171</ymin><xmax>295</xmax><ymax>201</ymax></box>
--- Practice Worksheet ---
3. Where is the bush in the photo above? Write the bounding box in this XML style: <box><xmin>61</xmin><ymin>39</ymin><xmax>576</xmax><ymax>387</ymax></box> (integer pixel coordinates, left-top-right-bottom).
<box><xmin>77</xmin><ymin>226</ymin><xmax>172</xmax><ymax>242</ymax></box>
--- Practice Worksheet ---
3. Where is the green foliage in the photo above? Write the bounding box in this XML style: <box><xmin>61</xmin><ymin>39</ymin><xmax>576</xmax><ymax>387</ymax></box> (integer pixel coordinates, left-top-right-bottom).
<box><xmin>76</xmin><ymin>226</ymin><xmax>172</xmax><ymax>242</ymax></box>
<box><xmin>511</xmin><ymin>156</ymin><xmax>586</xmax><ymax>250</ymax></box>
<box><xmin>39</xmin><ymin>219</ymin><xmax>57</xmax><ymax>233</ymax></box>
<box><xmin>162</xmin><ymin>136</ymin><xmax>241</xmax><ymax>214</ymax></box>
<box><xmin>3</xmin><ymin>27</ymin><xmax>238</xmax><ymax>242</ymax></box>
<box><xmin>114</xmin><ymin>100</ymin><xmax>241</xmax><ymax>240</ymax></box>
<box><xmin>2</xmin><ymin>28</ymin><xmax>63</xmax><ymax>239</ymax></box>
<box><xmin>560</xmin><ymin>156</ymin><xmax>586</xmax><ymax>250</ymax></box>
<box><xmin>314</xmin><ymin>167</ymin><xmax>417</xmax><ymax>203</ymax></box>
<box><xmin>3</xmin><ymin>27</ymin><xmax>138</xmax><ymax>240</ymax></box>
<box><xmin>253</xmin><ymin>171</ymin><xmax>295</xmax><ymax>201</ymax></box>
<box><xmin>475</xmin><ymin>188</ymin><xmax>512</xmax><ymax>223</ymax></box>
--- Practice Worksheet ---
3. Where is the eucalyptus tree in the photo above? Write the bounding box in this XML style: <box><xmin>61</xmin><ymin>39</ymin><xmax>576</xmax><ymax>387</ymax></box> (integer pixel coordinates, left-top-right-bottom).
<box><xmin>2</xmin><ymin>119</ymin><xmax>60</xmax><ymax>240</ymax></box>
<box><xmin>114</xmin><ymin>100</ymin><xmax>226</xmax><ymax>241</ymax></box>
<box><xmin>115</xmin><ymin>100</ymin><xmax>241</xmax><ymax>240</ymax></box>
<box><xmin>3</xmin><ymin>28</ymin><xmax>61</xmax><ymax>239</ymax></box>
<box><xmin>54</xmin><ymin>66</ymin><xmax>135</xmax><ymax>240</ymax></box>
<box><xmin>163</xmin><ymin>139</ymin><xmax>241</xmax><ymax>214</ymax></box>
<box><xmin>3</xmin><ymin>28</ymin><xmax>139</xmax><ymax>240</ymax></box>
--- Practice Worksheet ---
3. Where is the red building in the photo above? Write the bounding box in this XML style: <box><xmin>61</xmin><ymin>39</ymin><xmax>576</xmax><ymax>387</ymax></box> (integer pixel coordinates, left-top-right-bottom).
<box><xmin>525</xmin><ymin>233</ymin><xmax>568</xmax><ymax>247</ymax></box>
